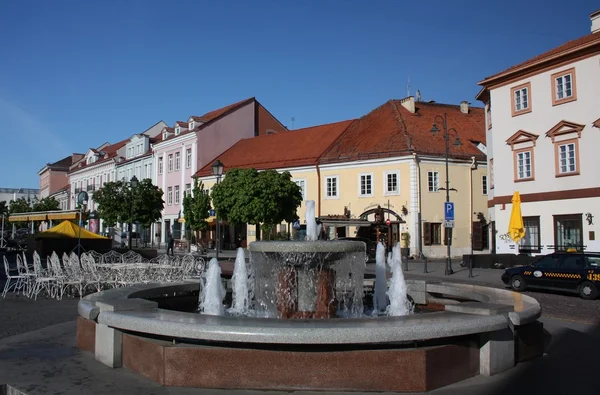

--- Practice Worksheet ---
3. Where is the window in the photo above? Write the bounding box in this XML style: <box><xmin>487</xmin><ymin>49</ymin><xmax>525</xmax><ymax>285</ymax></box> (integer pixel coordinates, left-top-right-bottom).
<box><xmin>423</xmin><ymin>222</ymin><xmax>442</xmax><ymax>245</ymax></box>
<box><xmin>489</xmin><ymin>158</ymin><xmax>494</xmax><ymax>189</ymax></box>
<box><xmin>514</xmin><ymin>148</ymin><xmax>534</xmax><ymax>181</ymax></box>
<box><xmin>175</xmin><ymin>127</ymin><xmax>180</xmax><ymax>135</ymax></box>
<box><xmin>552</xmin><ymin>68</ymin><xmax>577</xmax><ymax>106</ymax></box>
<box><xmin>189</xmin><ymin>121</ymin><xmax>195</xmax><ymax>130</ymax></box>
<box><xmin>520</xmin><ymin>216</ymin><xmax>541</xmax><ymax>253</ymax></box>
<box><xmin>535</xmin><ymin>254</ymin><xmax>560</xmax><ymax>270</ymax></box>
<box><xmin>168</xmin><ymin>154</ymin><xmax>173</xmax><ymax>172</ymax></box>
<box><xmin>427</xmin><ymin>171</ymin><xmax>439</xmax><ymax>192</ymax></box>
<box><xmin>325</xmin><ymin>176</ymin><xmax>338</xmax><ymax>198</ymax></box>
<box><xmin>557</xmin><ymin>140</ymin><xmax>577</xmax><ymax>175</ymax></box>
<box><xmin>174</xmin><ymin>185</ymin><xmax>180</xmax><ymax>204</ymax></box>
<box><xmin>158</xmin><ymin>157</ymin><xmax>163</xmax><ymax>174</ymax></box>
<box><xmin>186</xmin><ymin>148</ymin><xmax>192</xmax><ymax>168</ymax></box>
<box><xmin>384</xmin><ymin>171</ymin><xmax>399</xmax><ymax>195</ymax></box>
<box><xmin>359</xmin><ymin>173</ymin><xmax>373</xmax><ymax>196</ymax></box>
<box><xmin>510</xmin><ymin>82</ymin><xmax>532</xmax><ymax>116</ymax></box>
<box><xmin>167</xmin><ymin>187</ymin><xmax>173</xmax><ymax>205</ymax></box>
<box><xmin>554</xmin><ymin>214</ymin><xmax>583</xmax><ymax>251</ymax></box>
<box><xmin>294</xmin><ymin>179</ymin><xmax>306</xmax><ymax>200</ymax></box>
<box><xmin>185</xmin><ymin>183</ymin><xmax>191</xmax><ymax>197</ymax></box>
<box><xmin>482</xmin><ymin>175</ymin><xmax>488</xmax><ymax>195</ymax></box>
<box><xmin>146</xmin><ymin>164</ymin><xmax>151</xmax><ymax>179</ymax></box>
<box><xmin>175</xmin><ymin>152</ymin><xmax>181</xmax><ymax>171</ymax></box>
<box><xmin>163</xmin><ymin>132</ymin><xmax>167</xmax><ymax>140</ymax></box>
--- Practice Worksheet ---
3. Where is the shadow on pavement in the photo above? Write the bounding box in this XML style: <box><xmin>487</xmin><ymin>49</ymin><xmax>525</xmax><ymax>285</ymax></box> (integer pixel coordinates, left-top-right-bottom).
<box><xmin>490</xmin><ymin>319</ymin><xmax>600</xmax><ymax>395</ymax></box>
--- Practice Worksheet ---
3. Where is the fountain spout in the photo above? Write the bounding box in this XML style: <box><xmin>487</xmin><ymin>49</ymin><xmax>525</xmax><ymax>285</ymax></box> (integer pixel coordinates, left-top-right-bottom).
<box><xmin>200</xmin><ymin>258</ymin><xmax>225</xmax><ymax>316</ymax></box>
<box><xmin>305</xmin><ymin>200</ymin><xmax>319</xmax><ymax>241</ymax></box>
<box><xmin>386</xmin><ymin>243</ymin><xmax>412</xmax><ymax>316</ymax></box>
<box><xmin>230</xmin><ymin>247</ymin><xmax>250</xmax><ymax>314</ymax></box>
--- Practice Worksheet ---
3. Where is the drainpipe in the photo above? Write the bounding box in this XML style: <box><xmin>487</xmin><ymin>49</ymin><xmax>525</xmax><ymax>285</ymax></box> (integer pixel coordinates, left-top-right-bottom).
<box><xmin>413</xmin><ymin>153</ymin><xmax>423</xmax><ymax>257</ymax></box>
<box><xmin>316</xmin><ymin>163</ymin><xmax>322</xmax><ymax>217</ymax></box>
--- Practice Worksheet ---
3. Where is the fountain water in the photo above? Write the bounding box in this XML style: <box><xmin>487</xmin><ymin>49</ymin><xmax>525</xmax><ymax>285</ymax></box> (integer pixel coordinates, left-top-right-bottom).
<box><xmin>230</xmin><ymin>247</ymin><xmax>250</xmax><ymax>314</ymax></box>
<box><xmin>305</xmin><ymin>200</ymin><xmax>319</xmax><ymax>240</ymax></box>
<box><xmin>373</xmin><ymin>242</ymin><xmax>388</xmax><ymax>313</ymax></box>
<box><xmin>199</xmin><ymin>258</ymin><xmax>225</xmax><ymax>316</ymax></box>
<box><xmin>386</xmin><ymin>243</ymin><xmax>412</xmax><ymax>316</ymax></box>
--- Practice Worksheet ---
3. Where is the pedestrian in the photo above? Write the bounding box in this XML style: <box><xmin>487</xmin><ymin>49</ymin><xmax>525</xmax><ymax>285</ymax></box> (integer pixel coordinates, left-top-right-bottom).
<box><xmin>167</xmin><ymin>233</ymin><xmax>174</xmax><ymax>256</ymax></box>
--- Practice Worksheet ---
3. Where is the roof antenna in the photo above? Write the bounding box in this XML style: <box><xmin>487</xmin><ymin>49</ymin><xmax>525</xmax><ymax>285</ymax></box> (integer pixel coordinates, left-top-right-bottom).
<box><xmin>291</xmin><ymin>117</ymin><xmax>295</xmax><ymax>130</ymax></box>
<box><xmin>406</xmin><ymin>76</ymin><xmax>411</xmax><ymax>97</ymax></box>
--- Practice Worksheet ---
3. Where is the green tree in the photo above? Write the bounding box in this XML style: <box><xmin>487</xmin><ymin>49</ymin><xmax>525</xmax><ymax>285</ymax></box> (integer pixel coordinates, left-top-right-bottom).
<box><xmin>93</xmin><ymin>179</ymin><xmax>164</xmax><ymax>228</ymax></box>
<box><xmin>0</xmin><ymin>201</ymin><xmax>8</xmax><ymax>218</ymax></box>
<box><xmin>182</xmin><ymin>179</ymin><xmax>211</xmax><ymax>239</ymax></box>
<box><xmin>92</xmin><ymin>181</ymin><xmax>129</xmax><ymax>227</ymax></box>
<box><xmin>9</xmin><ymin>197</ymin><xmax>32</xmax><ymax>214</ymax></box>
<box><xmin>31</xmin><ymin>196</ymin><xmax>61</xmax><ymax>212</ymax></box>
<box><xmin>211</xmin><ymin>168</ymin><xmax>302</xmax><ymax>240</ymax></box>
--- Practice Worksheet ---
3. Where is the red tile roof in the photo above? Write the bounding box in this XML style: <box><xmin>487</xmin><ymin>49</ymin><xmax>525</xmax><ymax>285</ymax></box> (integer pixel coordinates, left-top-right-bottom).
<box><xmin>594</xmin><ymin>118</ymin><xmax>600</xmax><ymax>128</ymax></box>
<box><xmin>193</xmin><ymin>120</ymin><xmax>355</xmax><ymax>177</ymax></box>
<box><xmin>68</xmin><ymin>139</ymin><xmax>128</xmax><ymax>174</ymax></box>
<box><xmin>175</xmin><ymin>121</ymin><xmax>188</xmax><ymax>127</ymax></box>
<box><xmin>158</xmin><ymin>97</ymin><xmax>255</xmax><ymax>144</ymax></box>
<box><xmin>320</xmin><ymin>99</ymin><xmax>485</xmax><ymax>163</ymax></box>
<box><xmin>479</xmin><ymin>31</ymin><xmax>600</xmax><ymax>85</ymax></box>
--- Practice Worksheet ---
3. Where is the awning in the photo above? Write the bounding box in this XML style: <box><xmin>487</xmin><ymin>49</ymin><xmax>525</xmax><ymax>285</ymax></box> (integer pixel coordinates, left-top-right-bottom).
<box><xmin>48</xmin><ymin>212</ymin><xmax>81</xmax><ymax>221</ymax></box>
<box><xmin>28</xmin><ymin>214</ymin><xmax>47</xmax><ymax>221</ymax></box>
<box><xmin>317</xmin><ymin>218</ymin><xmax>372</xmax><ymax>227</ymax></box>
<box><xmin>8</xmin><ymin>214</ymin><xmax>29</xmax><ymax>222</ymax></box>
<box><xmin>178</xmin><ymin>217</ymin><xmax>186</xmax><ymax>223</ymax></box>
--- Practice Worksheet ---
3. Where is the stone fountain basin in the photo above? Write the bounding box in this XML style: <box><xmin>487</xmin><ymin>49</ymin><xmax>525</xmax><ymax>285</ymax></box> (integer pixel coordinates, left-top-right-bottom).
<box><xmin>78</xmin><ymin>280</ymin><xmax>540</xmax><ymax>345</ymax></box>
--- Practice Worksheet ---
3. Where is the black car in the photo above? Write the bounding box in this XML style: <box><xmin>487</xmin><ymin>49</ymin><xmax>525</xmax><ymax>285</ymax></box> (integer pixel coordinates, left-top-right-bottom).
<box><xmin>337</xmin><ymin>237</ymin><xmax>377</xmax><ymax>262</ymax></box>
<box><xmin>501</xmin><ymin>251</ymin><xmax>600</xmax><ymax>300</ymax></box>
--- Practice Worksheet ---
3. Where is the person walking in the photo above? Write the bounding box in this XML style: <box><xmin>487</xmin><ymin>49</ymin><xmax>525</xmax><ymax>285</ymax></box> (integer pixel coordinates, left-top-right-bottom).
<box><xmin>167</xmin><ymin>233</ymin><xmax>174</xmax><ymax>256</ymax></box>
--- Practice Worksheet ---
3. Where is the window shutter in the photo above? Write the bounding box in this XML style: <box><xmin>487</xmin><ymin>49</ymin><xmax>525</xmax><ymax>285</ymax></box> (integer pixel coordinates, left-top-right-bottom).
<box><xmin>444</xmin><ymin>227</ymin><xmax>453</xmax><ymax>246</ymax></box>
<box><xmin>423</xmin><ymin>222</ymin><xmax>432</xmax><ymax>246</ymax></box>
<box><xmin>473</xmin><ymin>221</ymin><xmax>484</xmax><ymax>251</ymax></box>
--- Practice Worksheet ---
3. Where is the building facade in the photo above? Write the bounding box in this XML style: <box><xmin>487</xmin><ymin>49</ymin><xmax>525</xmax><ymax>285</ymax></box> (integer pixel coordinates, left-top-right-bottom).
<box><xmin>477</xmin><ymin>10</ymin><xmax>600</xmax><ymax>254</ymax></box>
<box><xmin>195</xmin><ymin>97</ymin><xmax>488</xmax><ymax>258</ymax></box>
<box><xmin>153</xmin><ymin>97</ymin><xmax>287</xmax><ymax>243</ymax></box>
<box><xmin>38</xmin><ymin>154</ymin><xmax>83</xmax><ymax>199</ymax></box>
<box><xmin>0</xmin><ymin>188</ymin><xmax>40</xmax><ymax>207</ymax></box>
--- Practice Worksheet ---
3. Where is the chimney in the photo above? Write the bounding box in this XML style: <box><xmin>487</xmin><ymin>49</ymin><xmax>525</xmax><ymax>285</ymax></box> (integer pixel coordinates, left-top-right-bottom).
<box><xmin>400</xmin><ymin>96</ymin><xmax>415</xmax><ymax>113</ymax></box>
<box><xmin>460</xmin><ymin>101</ymin><xmax>469</xmax><ymax>114</ymax></box>
<box><xmin>592</xmin><ymin>10</ymin><xmax>600</xmax><ymax>34</ymax></box>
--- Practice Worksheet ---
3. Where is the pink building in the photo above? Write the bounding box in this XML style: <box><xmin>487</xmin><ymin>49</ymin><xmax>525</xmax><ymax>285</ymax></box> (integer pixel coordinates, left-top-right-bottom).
<box><xmin>38</xmin><ymin>154</ymin><xmax>84</xmax><ymax>199</ymax></box>
<box><xmin>152</xmin><ymin>97</ymin><xmax>286</xmax><ymax>242</ymax></box>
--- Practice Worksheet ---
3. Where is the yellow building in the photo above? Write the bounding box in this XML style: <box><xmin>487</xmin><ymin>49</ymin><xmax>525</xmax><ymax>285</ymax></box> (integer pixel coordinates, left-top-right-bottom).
<box><xmin>196</xmin><ymin>97</ymin><xmax>488</xmax><ymax>258</ymax></box>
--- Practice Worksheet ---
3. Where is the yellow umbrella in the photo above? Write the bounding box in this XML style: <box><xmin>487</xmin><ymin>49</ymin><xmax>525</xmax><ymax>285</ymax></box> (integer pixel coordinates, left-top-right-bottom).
<box><xmin>508</xmin><ymin>191</ymin><xmax>525</xmax><ymax>243</ymax></box>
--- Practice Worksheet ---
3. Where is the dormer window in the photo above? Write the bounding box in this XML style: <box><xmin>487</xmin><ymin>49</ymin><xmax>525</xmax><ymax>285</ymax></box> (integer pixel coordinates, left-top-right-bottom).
<box><xmin>163</xmin><ymin>132</ymin><xmax>168</xmax><ymax>140</ymax></box>
<box><xmin>175</xmin><ymin>127</ymin><xmax>181</xmax><ymax>135</ymax></box>
<box><xmin>189</xmin><ymin>121</ymin><xmax>195</xmax><ymax>130</ymax></box>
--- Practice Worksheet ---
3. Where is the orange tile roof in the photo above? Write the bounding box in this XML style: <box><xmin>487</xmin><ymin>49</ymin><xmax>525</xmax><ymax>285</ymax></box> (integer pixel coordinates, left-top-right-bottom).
<box><xmin>479</xmin><ymin>31</ymin><xmax>600</xmax><ymax>85</ymax></box>
<box><xmin>158</xmin><ymin>97</ymin><xmax>255</xmax><ymax>144</ymax></box>
<box><xmin>594</xmin><ymin>118</ymin><xmax>600</xmax><ymax>128</ymax></box>
<box><xmin>193</xmin><ymin>120</ymin><xmax>355</xmax><ymax>177</ymax></box>
<box><xmin>68</xmin><ymin>139</ymin><xmax>128</xmax><ymax>173</ymax></box>
<box><xmin>320</xmin><ymin>100</ymin><xmax>485</xmax><ymax>163</ymax></box>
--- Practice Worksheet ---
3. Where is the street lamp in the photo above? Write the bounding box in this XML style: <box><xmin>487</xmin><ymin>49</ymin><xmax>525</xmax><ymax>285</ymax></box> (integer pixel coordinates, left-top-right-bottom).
<box><xmin>212</xmin><ymin>160</ymin><xmax>224</xmax><ymax>259</ymax></box>
<box><xmin>430</xmin><ymin>113</ymin><xmax>462</xmax><ymax>275</ymax></box>
<box><xmin>77</xmin><ymin>191</ymin><xmax>89</xmax><ymax>257</ymax></box>
<box><xmin>128</xmin><ymin>175</ymin><xmax>139</xmax><ymax>250</ymax></box>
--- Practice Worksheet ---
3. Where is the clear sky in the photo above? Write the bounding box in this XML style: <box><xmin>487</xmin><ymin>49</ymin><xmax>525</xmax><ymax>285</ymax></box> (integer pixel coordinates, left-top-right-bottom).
<box><xmin>0</xmin><ymin>0</ymin><xmax>597</xmax><ymax>188</ymax></box>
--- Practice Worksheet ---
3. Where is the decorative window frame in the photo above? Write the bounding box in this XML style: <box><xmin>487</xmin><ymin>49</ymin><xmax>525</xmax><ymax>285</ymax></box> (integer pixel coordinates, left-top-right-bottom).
<box><xmin>186</xmin><ymin>148</ymin><xmax>192</xmax><ymax>168</ymax></box>
<box><xmin>175</xmin><ymin>152</ymin><xmax>181</xmax><ymax>171</ymax></box>
<box><xmin>168</xmin><ymin>154</ymin><xmax>173</xmax><ymax>172</ymax></box>
<box><xmin>506</xmin><ymin>130</ymin><xmax>538</xmax><ymax>182</ymax></box>
<box><xmin>510</xmin><ymin>82</ymin><xmax>532</xmax><ymax>117</ymax></box>
<box><xmin>324</xmin><ymin>176</ymin><xmax>339</xmax><ymax>199</ymax></box>
<box><xmin>294</xmin><ymin>178</ymin><xmax>307</xmax><ymax>200</ymax></box>
<box><xmin>545</xmin><ymin>120</ymin><xmax>585</xmax><ymax>178</ymax></box>
<box><xmin>358</xmin><ymin>172</ymin><xmax>374</xmax><ymax>197</ymax></box>
<box><xmin>427</xmin><ymin>171</ymin><xmax>440</xmax><ymax>192</ymax></box>
<box><xmin>383</xmin><ymin>170</ymin><xmax>400</xmax><ymax>196</ymax></box>
<box><xmin>167</xmin><ymin>187</ymin><xmax>173</xmax><ymax>205</ymax></box>
<box><xmin>551</xmin><ymin>67</ymin><xmax>577</xmax><ymax>106</ymax></box>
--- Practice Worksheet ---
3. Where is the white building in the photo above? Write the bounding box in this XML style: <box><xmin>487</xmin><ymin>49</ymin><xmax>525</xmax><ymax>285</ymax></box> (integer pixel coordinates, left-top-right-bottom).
<box><xmin>477</xmin><ymin>10</ymin><xmax>600</xmax><ymax>255</ymax></box>
<box><xmin>48</xmin><ymin>185</ymin><xmax>70</xmax><ymax>210</ymax></box>
<box><xmin>115</xmin><ymin>122</ymin><xmax>166</xmax><ymax>183</ymax></box>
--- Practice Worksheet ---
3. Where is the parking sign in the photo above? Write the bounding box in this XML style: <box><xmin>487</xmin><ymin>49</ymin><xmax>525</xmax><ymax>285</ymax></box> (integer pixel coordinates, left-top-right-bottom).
<box><xmin>444</xmin><ymin>202</ymin><xmax>454</xmax><ymax>221</ymax></box>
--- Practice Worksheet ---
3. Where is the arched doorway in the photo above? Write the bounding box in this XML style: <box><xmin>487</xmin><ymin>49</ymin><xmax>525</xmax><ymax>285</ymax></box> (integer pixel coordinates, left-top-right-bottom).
<box><xmin>358</xmin><ymin>206</ymin><xmax>405</xmax><ymax>249</ymax></box>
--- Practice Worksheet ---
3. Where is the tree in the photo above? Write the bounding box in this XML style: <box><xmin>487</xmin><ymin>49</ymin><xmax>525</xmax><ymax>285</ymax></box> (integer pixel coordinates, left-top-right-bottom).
<box><xmin>211</xmin><ymin>168</ymin><xmax>302</xmax><ymax>239</ymax></box>
<box><xmin>0</xmin><ymin>201</ymin><xmax>8</xmax><ymax>218</ymax></box>
<box><xmin>32</xmin><ymin>197</ymin><xmax>60</xmax><ymax>212</ymax></box>
<box><xmin>93</xmin><ymin>179</ymin><xmax>164</xmax><ymax>228</ymax></box>
<box><xmin>9</xmin><ymin>197</ymin><xmax>32</xmax><ymax>214</ymax></box>
<box><xmin>182</xmin><ymin>179</ymin><xmax>211</xmax><ymax>240</ymax></box>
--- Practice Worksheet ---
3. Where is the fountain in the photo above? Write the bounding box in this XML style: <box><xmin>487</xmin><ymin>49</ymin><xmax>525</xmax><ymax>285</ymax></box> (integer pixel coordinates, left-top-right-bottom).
<box><xmin>77</xmin><ymin>199</ymin><xmax>544</xmax><ymax>392</ymax></box>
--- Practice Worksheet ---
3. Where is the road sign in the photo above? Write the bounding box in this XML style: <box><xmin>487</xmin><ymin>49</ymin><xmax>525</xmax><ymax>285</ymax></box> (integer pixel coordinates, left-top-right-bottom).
<box><xmin>292</xmin><ymin>220</ymin><xmax>301</xmax><ymax>230</ymax></box>
<box><xmin>208</xmin><ymin>209</ymin><xmax>215</xmax><ymax>216</ymax></box>
<box><xmin>444</xmin><ymin>220</ymin><xmax>455</xmax><ymax>228</ymax></box>
<box><xmin>386</xmin><ymin>218</ymin><xmax>391</xmax><ymax>226</ymax></box>
<box><xmin>444</xmin><ymin>202</ymin><xmax>454</xmax><ymax>221</ymax></box>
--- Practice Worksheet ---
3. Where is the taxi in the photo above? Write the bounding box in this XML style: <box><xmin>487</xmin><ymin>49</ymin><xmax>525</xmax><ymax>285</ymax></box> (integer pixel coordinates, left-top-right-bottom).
<box><xmin>501</xmin><ymin>251</ymin><xmax>600</xmax><ymax>300</ymax></box>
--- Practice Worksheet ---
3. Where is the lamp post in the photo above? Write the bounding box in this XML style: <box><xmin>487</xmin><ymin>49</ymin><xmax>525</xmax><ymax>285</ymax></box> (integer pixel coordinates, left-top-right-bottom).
<box><xmin>430</xmin><ymin>113</ymin><xmax>462</xmax><ymax>275</ymax></box>
<box><xmin>77</xmin><ymin>191</ymin><xmax>89</xmax><ymax>257</ymax></box>
<box><xmin>212</xmin><ymin>160</ymin><xmax>224</xmax><ymax>259</ymax></box>
<box><xmin>128</xmin><ymin>175</ymin><xmax>139</xmax><ymax>250</ymax></box>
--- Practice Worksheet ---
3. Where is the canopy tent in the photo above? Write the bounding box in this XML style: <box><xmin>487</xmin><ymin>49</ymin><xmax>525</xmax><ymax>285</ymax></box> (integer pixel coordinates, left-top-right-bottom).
<box><xmin>36</xmin><ymin>220</ymin><xmax>107</xmax><ymax>239</ymax></box>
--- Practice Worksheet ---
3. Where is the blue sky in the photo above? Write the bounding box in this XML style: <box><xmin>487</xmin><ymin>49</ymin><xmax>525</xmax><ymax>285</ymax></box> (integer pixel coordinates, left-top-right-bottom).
<box><xmin>0</xmin><ymin>0</ymin><xmax>597</xmax><ymax>188</ymax></box>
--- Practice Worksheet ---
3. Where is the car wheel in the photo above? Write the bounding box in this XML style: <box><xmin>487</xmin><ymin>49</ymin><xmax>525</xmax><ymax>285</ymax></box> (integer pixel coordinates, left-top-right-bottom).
<box><xmin>510</xmin><ymin>275</ymin><xmax>526</xmax><ymax>292</ymax></box>
<box><xmin>578</xmin><ymin>281</ymin><xmax>598</xmax><ymax>300</ymax></box>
